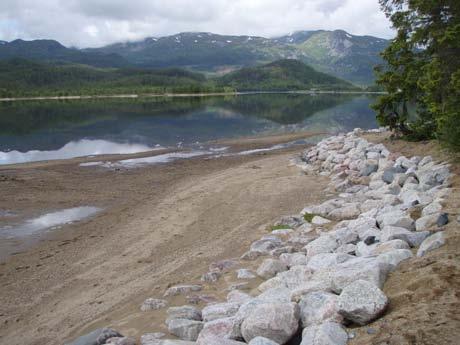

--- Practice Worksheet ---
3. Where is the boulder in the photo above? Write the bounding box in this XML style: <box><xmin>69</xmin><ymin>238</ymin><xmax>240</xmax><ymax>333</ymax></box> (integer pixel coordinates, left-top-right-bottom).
<box><xmin>164</xmin><ymin>285</ymin><xmax>202</xmax><ymax>297</ymax></box>
<box><xmin>140</xmin><ymin>333</ymin><xmax>165</xmax><ymax>345</ymax></box>
<box><xmin>227</xmin><ymin>290</ymin><xmax>253</xmax><ymax>304</ymax></box>
<box><xmin>382</xmin><ymin>166</ymin><xmax>405</xmax><ymax>184</ymax></box>
<box><xmin>377</xmin><ymin>210</ymin><xmax>415</xmax><ymax>230</ymax></box>
<box><xmin>306</xmin><ymin>253</ymin><xmax>353</xmax><ymax>272</ymax></box>
<box><xmin>304</xmin><ymin>235</ymin><xmax>338</xmax><ymax>257</ymax></box>
<box><xmin>248</xmin><ymin>337</ymin><xmax>280</xmax><ymax>345</ymax></box>
<box><xmin>421</xmin><ymin>201</ymin><xmax>443</xmax><ymax>217</ymax></box>
<box><xmin>311</xmin><ymin>216</ymin><xmax>332</xmax><ymax>225</ymax></box>
<box><xmin>333</xmin><ymin>227</ymin><xmax>359</xmax><ymax>245</ymax></box>
<box><xmin>360</xmin><ymin>160</ymin><xmax>379</xmax><ymax>176</ymax></box>
<box><xmin>355</xmin><ymin>241</ymin><xmax>378</xmax><ymax>257</ymax></box>
<box><xmin>276</xmin><ymin>265</ymin><xmax>314</xmax><ymax>290</ymax></box>
<box><xmin>168</xmin><ymin>319</ymin><xmax>203</xmax><ymax>341</ymax></box>
<box><xmin>373</xmin><ymin>239</ymin><xmax>410</xmax><ymax>254</ymax></box>
<box><xmin>417</xmin><ymin>231</ymin><xmax>446</xmax><ymax>257</ymax></box>
<box><xmin>380</xmin><ymin>226</ymin><xmax>413</xmax><ymax>243</ymax></box>
<box><xmin>415</xmin><ymin>213</ymin><xmax>448</xmax><ymax>231</ymax></box>
<box><xmin>328</xmin><ymin>203</ymin><xmax>361</xmax><ymax>221</ymax></box>
<box><xmin>290</xmin><ymin>270</ymin><xmax>335</xmax><ymax>302</ymax></box>
<box><xmin>232</xmin><ymin>288</ymin><xmax>292</xmax><ymax>339</ymax></box>
<box><xmin>237</xmin><ymin>269</ymin><xmax>257</xmax><ymax>279</ymax></box>
<box><xmin>166</xmin><ymin>306</ymin><xmax>202</xmax><ymax>323</ymax></box>
<box><xmin>257</xmin><ymin>277</ymin><xmax>284</xmax><ymax>292</ymax></box>
<box><xmin>202</xmin><ymin>302</ymin><xmax>240</xmax><ymax>322</ymax></box>
<box><xmin>299</xmin><ymin>291</ymin><xmax>343</xmax><ymax>327</ymax></box>
<box><xmin>279</xmin><ymin>253</ymin><xmax>308</xmax><ymax>267</ymax></box>
<box><xmin>338</xmin><ymin>280</ymin><xmax>388</xmax><ymax>325</ymax></box>
<box><xmin>270</xmin><ymin>246</ymin><xmax>298</xmax><ymax>257</ymax></box>
<box><xmin>418</xmin><ymin>164</ymin><xmax>450</xmax><ymax>189</ymax></box>
<box><xmin>300</xmin><ymin>322</ymin><xmax>348</xmax><ymax>345</ymax></box>
<box><xmin>331</xmin><ymin>257</ymin><xmax>390</xmax><ymax>293</ymax></box>
<box><xmin>376</xmin><ymin>249</ymin><xmax>413</xmax><ymax>271</ymax></box>
<box><xmin>201</xmin><ymin>271</ymin><xmax>222</xmax><ymax>283</ymax></box>
<box><xmin>241</xmin><ymin>302</ymin><xmax>299</xmax><ymax>344</ymax></box>
<box><xmin>381</xmin><ymin>226</ymin><xmax>430</xmax><ymax>247</ymax></box>
<box><xmin>256</xmin><ymin>259</ymin><xmax>288</xmax><ymax>279</ymax></box>
<box><xmin>65</xmin><ymin>328</ymin><xmax>123</xmax><ymax>345</ymax></box>
<box><xmin>241</xmin><ymin>250</ymin><xmax>264</xmax><ymax>261</ymax></box>
<box><xmin>271</xmin><ymin>228</ymin><xmax>294</xmax><ymax>237</ymax></box>
<box><xmin>335</xmin><ymin>243</ymin><xmax>357</xmax><ymax>255</ymax></box>
<box><xmin>250</xmin><ymin>238</ymin><xmax>283</xmax><ymax>254</ymax></box>
<box><xmin>141</xmin><ymin>298</ymin><xmax>168</xmax><ymax>311</ymax></box>
<box><xmin>106</xmin><ymin>337</ymin><xmax>136</xmax><ymax>345</ymax></box>
<box><xmin>196</xmin><ymin>317</ymin><xmax>236</xmax><ymax>343</ymax></box>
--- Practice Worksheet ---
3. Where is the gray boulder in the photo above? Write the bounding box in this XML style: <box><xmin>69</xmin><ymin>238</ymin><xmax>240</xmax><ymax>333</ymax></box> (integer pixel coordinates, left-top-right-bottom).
<box><xmin>377</xmin><ymin>210</ymin><xmax>415</xmax><ymax>230</ymax></box>
<box><xmin>376</xmin><ymin>249</ymin><xmax>413</xmax><ymax>271</ymax></box>
<box><xmin>307</xmin><ymin>253</ymin><xmax>353</xmax><ymax>272</ymax></box>
<box><xmin>202</xmin><ymin>302</ymin><xmax>240</xmax><ymax>322</ymax></box>
<box><xmin>300</xmin><ymin>322</ymin><xmax>348</xmax><ymax>345</ymax></box>
<box><xmin>241</xmin><ymin>302</ymin><xmax>300</xmax><ymax>344</ymax></box>
<box><xmin>279</xmin><ymin>253</ymin><xmax>308</xmax><ymax>267</ymax></box>
<box><xmin>65</xmin><ymin>328</ymin><xmax>123</xmax><ymax>345</ymax></box>
<box><xmin>299</xmin><ymin>291</ymin><xmax>343</xmax><ymax>327</ymax></box>
<box><xmin>168</xmin><ymin>319</ymin><xmax>203</xmax><ymax>341</ymax></box>
<box><xmin>250</xmin><ymin>238</ymin><xmax>283</xmax><ymax>254</ymax></box>
<box><xmin>338</xmin><ymin>280</ymin><xmax>388</xmax><ymax>325</ymax></box>
<box><xmin>166</xmin><ymin>306</ymin><xmax>202</xmax><ymax>324</ymax></box>
<box><xmin>417</xmin><ymin>231</ymin><xmax>446</xmax><ymax>257</ymax></box>
<box><xmin>141</xmin><ymin>298</ymin><xmax>168</xmax><ymax>311</ymax></box>
<box><xmin>331</xmin><ymin>257</ymin><xmax>390</xmax><ymax>293</ymax></box>
<box><xmin>328</xmin><ymin>203</ymin><xmax>361</xmax><ymax>221</ymax></box>
<box><xmin>201</xmin><ymin>271</ymin><xmax>222</xmax><ymax>283</ymax></box>
<box><xmin>164</xmin><ymin>285</ymin><xmax>202</xmax><ymax>297</ymax></box>
<box><xmin>196</xmin><ymin>317</ymin><xmax>236</xmax><ymax>343</ymax></box>
<box><xmin>304</xmin><ymin>235</ymin><xmax>338</xmax><ymax>257</ymax></box>
<box><xmin>237</xmin><ymin>269</ymin><xmax>257</xmax><ymax>279</ymax></box>
<box><xmin>140</xmin><ymin>333</ymin><xmax>165</xmax><ymax>345</ymax></box>
<box><xmin>373</xmin><ymin>239</ymin><xmax>410</xmax><ymax>254</ymax></box>
<box><xmin>415</xmin><ymin>213</ymin><xmax>448</xmax><ymax>231</ymax></box>
<box><xmin>227</xmin><ymin>290</ymin><xmax>252</xmax><ymax>304</ymax></box>
<box><xmin>256</xmin><ymin>259</ymin><xmax>288</xmax><ymax>279</ymax></box>
<box><xmin>248</xmin><ymin>337</ymin><xmax>280</xmax><ymax>345</ymax></box>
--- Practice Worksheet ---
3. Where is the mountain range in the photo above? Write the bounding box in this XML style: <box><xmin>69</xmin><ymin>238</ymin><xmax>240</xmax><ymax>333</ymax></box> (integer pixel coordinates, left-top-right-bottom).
<box><xmin>0</xmin><ymin>30</ymin><xmax>389</xmax><ymax>85</ymax></box>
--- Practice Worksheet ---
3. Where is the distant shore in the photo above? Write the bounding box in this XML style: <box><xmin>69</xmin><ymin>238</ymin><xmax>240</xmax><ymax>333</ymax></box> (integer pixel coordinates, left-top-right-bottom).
<box><xmin>0</xmin><ymin>90</ymin><xmax>386</xmax><ymax>102</ymax></box>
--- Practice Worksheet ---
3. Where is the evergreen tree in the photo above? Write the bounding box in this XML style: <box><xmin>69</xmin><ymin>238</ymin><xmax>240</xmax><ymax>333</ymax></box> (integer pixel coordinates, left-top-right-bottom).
<box><xmin>374</xmin><ymin>0</ymin><xmax>460</xmax><ymax>150</ymax></box>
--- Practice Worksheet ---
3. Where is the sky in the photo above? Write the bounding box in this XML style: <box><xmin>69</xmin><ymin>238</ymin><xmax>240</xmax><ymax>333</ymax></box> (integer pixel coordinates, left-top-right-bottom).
<box><xmin>0</xmin><ymin>0</ymin><xmax>394</xmax><ymax>48</ymax></box>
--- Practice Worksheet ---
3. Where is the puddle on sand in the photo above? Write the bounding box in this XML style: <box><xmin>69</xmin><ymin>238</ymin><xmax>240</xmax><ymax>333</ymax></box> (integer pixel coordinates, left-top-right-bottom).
<box><xmin>0</xmin><ymin>206</ymin><xmax>101</xmax><ymax>238</ymax></box>
<box><xmin>80</xmin><ymin>150</ymin><xmax>214</xmax><ymax>169</ymax></box>
<box><xmin>0</xmin><ymin>139</ymin><xmax>160</xmax><ymax>165</ymax></box>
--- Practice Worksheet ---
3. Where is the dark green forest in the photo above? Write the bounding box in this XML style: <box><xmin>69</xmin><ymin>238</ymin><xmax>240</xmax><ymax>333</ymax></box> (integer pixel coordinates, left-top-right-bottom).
<box><xmin>374</xmin><ymin>0</ymin><xmax>460</xmax><ymax>151</ymax></box>
<box><xmin>0</xmin><ymin>58</ymin><xmax>359</xmax><ymax>98</ymax></box>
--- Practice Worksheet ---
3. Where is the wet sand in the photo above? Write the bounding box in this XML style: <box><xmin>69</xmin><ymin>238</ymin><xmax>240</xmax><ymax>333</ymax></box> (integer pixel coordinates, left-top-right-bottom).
<box><xmin>0</xmin><ymin>132</ymin><xmax>332</xmax><ymax>345</ymax></box>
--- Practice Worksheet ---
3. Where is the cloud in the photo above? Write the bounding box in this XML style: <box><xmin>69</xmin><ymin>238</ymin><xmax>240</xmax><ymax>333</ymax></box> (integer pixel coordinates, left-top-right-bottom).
<box><xmin>0</xmin><ymin>0</ymin><xmax>393</xmax><ymax>48</ymax></box>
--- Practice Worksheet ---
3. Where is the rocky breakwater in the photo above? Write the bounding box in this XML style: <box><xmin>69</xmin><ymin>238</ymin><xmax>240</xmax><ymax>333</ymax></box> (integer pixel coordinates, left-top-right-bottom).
<box><xmin>66</xmin><ymin>129</ymin><xmax>453</xmax><ymax>345</ymax></box>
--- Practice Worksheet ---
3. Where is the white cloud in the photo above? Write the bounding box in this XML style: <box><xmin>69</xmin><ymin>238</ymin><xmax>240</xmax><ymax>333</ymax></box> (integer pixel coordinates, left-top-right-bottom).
<box><xmin>0</xmin><ymin>0</ymin><xmax>393</xmax><ymax>48</ymax></box>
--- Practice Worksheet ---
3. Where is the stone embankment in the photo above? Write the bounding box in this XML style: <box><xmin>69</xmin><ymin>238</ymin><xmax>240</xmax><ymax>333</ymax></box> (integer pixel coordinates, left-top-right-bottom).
<box><xmin>67</xmin><ymin>128</ymin><xmax>452</xmax><ymax>345</ymax></box>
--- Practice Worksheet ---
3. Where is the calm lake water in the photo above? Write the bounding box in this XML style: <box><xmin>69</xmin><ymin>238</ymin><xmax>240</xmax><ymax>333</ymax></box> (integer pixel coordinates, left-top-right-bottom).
<box><xmin>0</xmin><ymin>93</ymin><xmax>379</xmax><ymax>164</ymax></box>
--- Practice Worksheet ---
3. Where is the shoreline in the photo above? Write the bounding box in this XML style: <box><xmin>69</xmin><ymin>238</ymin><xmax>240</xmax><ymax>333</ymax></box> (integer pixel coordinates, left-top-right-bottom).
<box><xmin>0</xmin><ymin>90</ymin><xmax>386</xmax><ymax>103</ymax></box>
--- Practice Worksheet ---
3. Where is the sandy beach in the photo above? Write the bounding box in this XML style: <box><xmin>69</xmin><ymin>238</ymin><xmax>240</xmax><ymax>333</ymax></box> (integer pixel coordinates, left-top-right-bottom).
<box><xmin>1</xmin><ymin>131</ymin><xmax>459</xmax><ymax>345</ymax></box>
<box><xmin>0</xmin><ymin>132</ymin><xmax>332</xmax><ymax>345</ymax></box>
